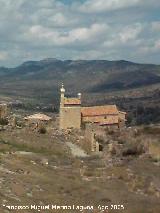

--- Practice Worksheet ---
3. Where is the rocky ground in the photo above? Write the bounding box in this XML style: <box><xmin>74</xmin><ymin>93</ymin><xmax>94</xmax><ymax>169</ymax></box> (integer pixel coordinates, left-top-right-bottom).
<box><xmin>0</xmin><ymin>125</ymin><xmax>160</xmax><ymax>213</ymax></box>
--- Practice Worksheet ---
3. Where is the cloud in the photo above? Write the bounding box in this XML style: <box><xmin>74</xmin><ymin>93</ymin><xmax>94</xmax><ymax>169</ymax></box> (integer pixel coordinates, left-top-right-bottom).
<box><xmin>78</xmin><ymin>0</ymin><xmax>160</xmax><ymax>13</ymax></box>
<box><xmin>154</xmin><ymin>40</ymin><xmax>160</xmax><ymax>50</ymax></box>
<box><xmin>152</xmin><ymin>22</ymin><xmax>160</xmax><ymax>32</ymax></box>
<box><xmin>0</xmin><ymin>0</ymin><xmax>160</xmax><ymax>66</ymax></box>
<box><xmin>48</xmin><ymin>13</ymin><xmax>77</xmax><ymax>27</ymax></box>
<box><xmin>79</xmin><ymin>0</ymin><xmax>142</xmax><ymax>13</ymax></box>
<box><xmin>0</xmin><ymin>51</ymin><xmax>8</xmax><ymax>61</ymax></box>
<box><xmin>119</xmin><ymin>24</ymin><xmax>142</xmax><ymax>43</ymax></box>
<box><xmin>26</xmin><ymin>23</ymin><xmax>109</xmax><ymax>47</ymax></box>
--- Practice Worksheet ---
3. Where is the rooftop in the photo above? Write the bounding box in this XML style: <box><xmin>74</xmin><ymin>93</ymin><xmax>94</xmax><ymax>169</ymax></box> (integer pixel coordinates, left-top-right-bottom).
<box><xmin>24</xmin><ymin>113</ymin><xmax>52</xmax><ymax>121</ymax></box>
<box><xmin>81</xmin><ymin>105</ymin><xmax>119</xmax><ymax>117</ymax></box>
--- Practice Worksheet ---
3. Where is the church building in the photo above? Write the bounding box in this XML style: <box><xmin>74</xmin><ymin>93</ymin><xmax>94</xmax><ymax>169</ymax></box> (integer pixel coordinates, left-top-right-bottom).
<box><xmin>59</xmin><ymin>84</ymin><xmax>126</xmax><ymax>130</ymax></box>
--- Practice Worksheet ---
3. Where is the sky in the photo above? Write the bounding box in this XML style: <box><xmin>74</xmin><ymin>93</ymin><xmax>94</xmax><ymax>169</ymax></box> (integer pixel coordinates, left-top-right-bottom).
<box><xmin>0</xmin><ymin>0</ymin><xmax>160</xmax><ymax>67</ymax></box>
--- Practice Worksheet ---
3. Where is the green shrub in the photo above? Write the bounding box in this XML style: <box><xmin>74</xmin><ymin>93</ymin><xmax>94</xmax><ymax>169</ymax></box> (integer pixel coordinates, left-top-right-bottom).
<box><xmin>39</xmin><ymin>126</ymin><xmax>47</xmax><ymax>134</ymax></box>
<box><xmin>122</xmin><ymin>143</ymin><xmax>145</xmax><ymax>156</ymax></box>
<box><xmin>0</xmin><ymin>118</ymin><xmax>8</xmax><ymax>126</ymax></box>
<box><xmin>95</xmin><ymin>135</ymin><xmax>105</xmax><ymax>144</ymax></box>
<box><xmin>107</xmin><ymin>130</ymin><xmax>115</xmax><ymax>135</ymax></box>
<box><xmin>16</xmin><ymin>121</ymin><xmax>25</xmax><ymax>128</ymax></box>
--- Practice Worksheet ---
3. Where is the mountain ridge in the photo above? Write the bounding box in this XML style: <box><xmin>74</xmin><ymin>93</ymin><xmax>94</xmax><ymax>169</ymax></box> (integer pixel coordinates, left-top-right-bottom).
<box><xmin>0</xmin><ymin>59</ymin><xmax>160</xmax><ymax>103</ymax></box>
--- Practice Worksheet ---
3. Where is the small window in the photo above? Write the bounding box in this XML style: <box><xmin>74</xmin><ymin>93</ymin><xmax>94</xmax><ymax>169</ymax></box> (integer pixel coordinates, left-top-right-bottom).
<box><xmin>104</xmin><ymin>116</ymin><xmax>107</xmax><ymax>119</ymax></box>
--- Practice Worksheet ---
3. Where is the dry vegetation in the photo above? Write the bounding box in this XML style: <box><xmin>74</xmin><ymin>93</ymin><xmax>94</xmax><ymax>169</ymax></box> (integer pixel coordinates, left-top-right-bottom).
<box><xmin>0</xmin><ymin>123</ymin><xmax>160</xmax><ymax>213</ymax></box>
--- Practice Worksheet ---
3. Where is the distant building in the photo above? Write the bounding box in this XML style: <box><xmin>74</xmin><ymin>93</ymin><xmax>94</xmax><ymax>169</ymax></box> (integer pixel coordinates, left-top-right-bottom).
<box><xmin>24</xmin><ymin>113</ymin><xmax>52</xmax><ymax>122</ymax></box>
<box><xmin>0</xmin><ymin>103</ymin><xmax>8</xmax><ymax>119</ymax></box>
<box><xmin>59</xmin><ymin>84</ymin><xmax>126</xmax><ymax>130</ymax></box>
<box><xmin>24</xmin><ymin>113</ymin><xmax>52</xmax><ymax>130</ymax></box>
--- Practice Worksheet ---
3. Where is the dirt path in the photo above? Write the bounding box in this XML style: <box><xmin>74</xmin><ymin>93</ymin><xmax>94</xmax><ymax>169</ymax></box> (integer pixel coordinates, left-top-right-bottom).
<box><xmin>66</xmin><ymin>142</ymin><xmax>88</xmax><ymax>157</ymax></box>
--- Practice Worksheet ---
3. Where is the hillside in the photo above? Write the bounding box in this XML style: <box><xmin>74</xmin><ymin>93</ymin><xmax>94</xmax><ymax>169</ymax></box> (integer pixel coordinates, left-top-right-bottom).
<box><xmin>0</xmin><ymin>59</ymin><xmax>160</xmax><ymax>99</ymax></box>
<box><xmin>0</xmin><ymin>59</ymin><xmax>160</xmax><ymax>125</ymax></box>
<box><xmin>0</xmin><ymin>120</ymin><xmax>160</xmax><ymax>213</ymax></box>
<box><xmin>0</xmin><ymin>60</ymin><xmax>160</xmax><ymax>212</ymax></box>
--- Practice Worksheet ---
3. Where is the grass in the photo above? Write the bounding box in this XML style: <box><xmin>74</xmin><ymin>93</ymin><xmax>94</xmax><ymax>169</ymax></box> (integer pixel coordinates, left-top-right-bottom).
<box><xmin>0</xmin><ymin>129</ymin><xmax>69</xmax><ymax>158</ymax></box>
<box><xmin>0</xmin><ymin>125</ymin><xmax>160</xmax><ymax>213</ymax></box>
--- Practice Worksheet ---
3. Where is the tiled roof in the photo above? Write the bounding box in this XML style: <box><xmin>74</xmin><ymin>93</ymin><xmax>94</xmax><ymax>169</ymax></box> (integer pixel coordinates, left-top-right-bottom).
<box><xmin>81</xmin><ymin>105</ymin><xmax>119</xmax><ymax>117</ymax></box>
<box><xmin>24</xmin><ymin>113</ymin><xmax>52</xmax><ymax>121</ymax></box>
<box><xmin>64</xmin><ymin>98</ymin><xmax>81</xmax><ymax>105</ymax></box>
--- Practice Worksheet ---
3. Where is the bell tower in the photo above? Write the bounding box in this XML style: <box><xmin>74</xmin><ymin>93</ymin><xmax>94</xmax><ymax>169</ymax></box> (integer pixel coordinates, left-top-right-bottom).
<box><xmin>59</xmin><ymin>84</ymin><xmax>82</xmax><ymax>130</ymax></box>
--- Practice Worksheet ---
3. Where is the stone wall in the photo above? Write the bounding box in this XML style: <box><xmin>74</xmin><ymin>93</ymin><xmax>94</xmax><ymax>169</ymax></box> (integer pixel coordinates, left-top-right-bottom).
<box><xmin>148</xmin><ymin>142</ymin><xmax>160</xmax><ymax>161</ymax></box>
<box><xmin>82</xmin><ymin>114</ymin><xmax>117</xmax><ymax>123</ymax></box>
<box><xmin>119</xmin><ymin>111</ymin><xmax>126</xmax><ymax>128</ymax></box>
<box><xmin>0</xmin><ymin>104</ymin><xmax>8</xmax><ymax>119</ymax></box>
<box><xmin>59</xmin><ymin>106</ymin><xmax>81</xmax><ymax>129</ymax></box>
<box><xmin>84</xmin><ymin>124</ymin><xmax>100</xmax><ymax>153</ymax></box>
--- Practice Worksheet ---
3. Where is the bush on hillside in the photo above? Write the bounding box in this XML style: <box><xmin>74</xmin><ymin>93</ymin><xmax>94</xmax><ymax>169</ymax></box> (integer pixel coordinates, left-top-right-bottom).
<box><xmin>0</xmin><ymin>118</ymin><xmax>8</xmax><ymax>126</ymax></box>
<box><xmin>39</xmin><ymin>127</ymin><xmax>47</xmax><ymax>134</ymax></box>
<box><xmin>122</xmin><ymin>142</ymin><xmax>146</xmax><ymax>156</ymax></box>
